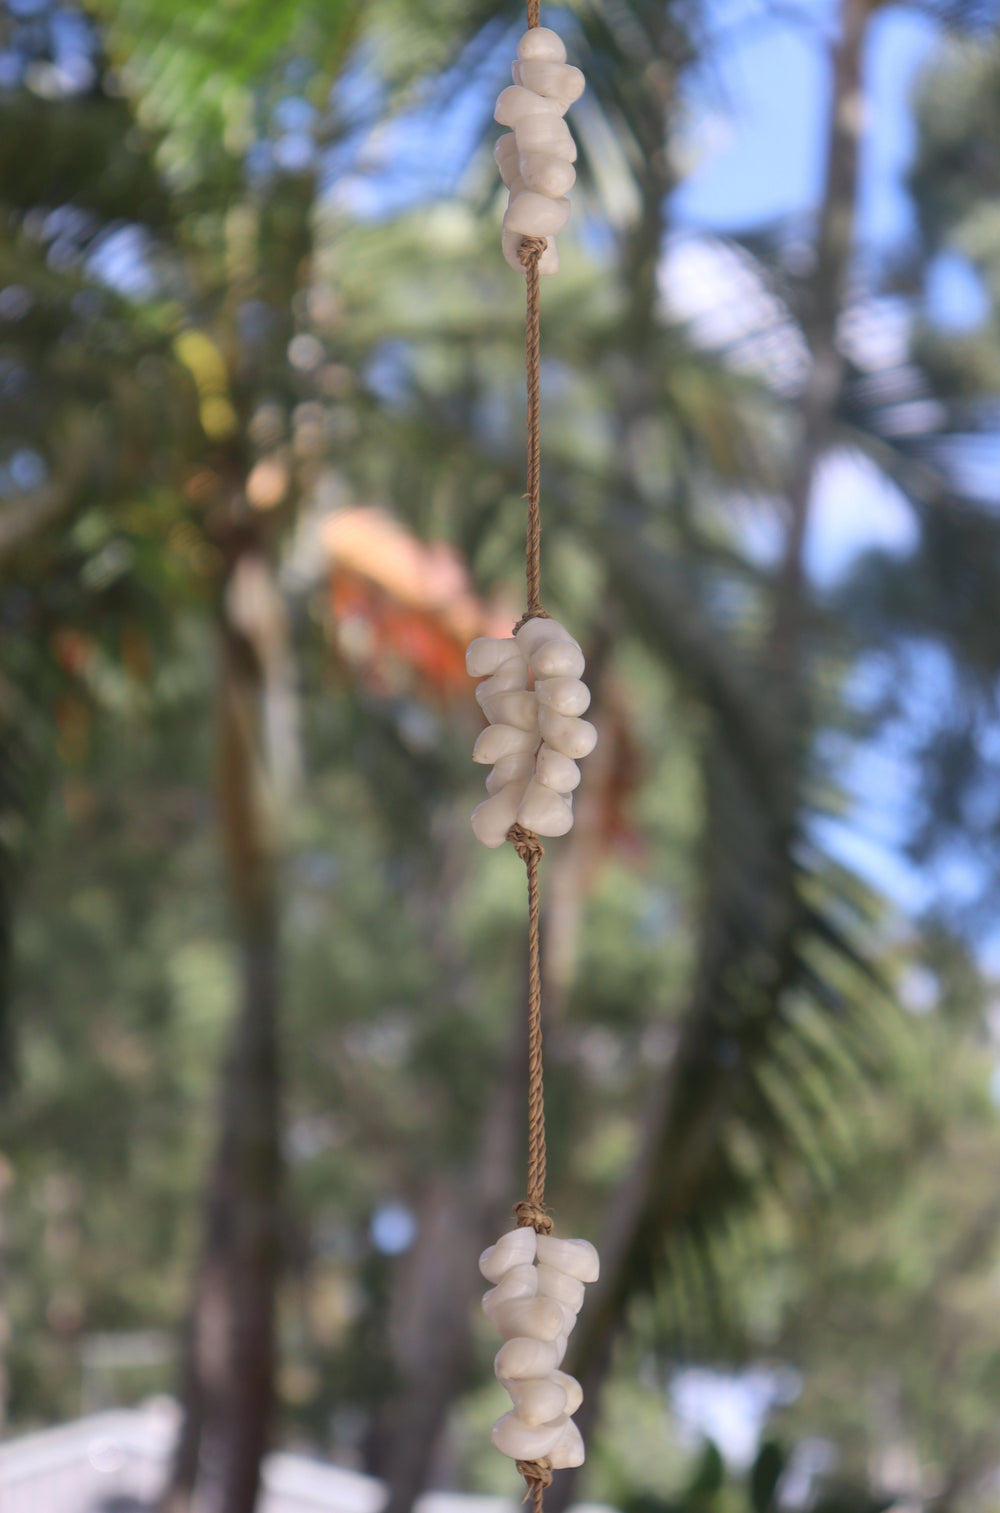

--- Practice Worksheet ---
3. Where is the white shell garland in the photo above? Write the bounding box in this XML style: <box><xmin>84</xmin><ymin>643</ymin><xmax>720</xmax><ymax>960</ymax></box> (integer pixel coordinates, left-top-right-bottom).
<box><xmin>494</xmin><ymin>28</ymin><xmax>584</xmax><ymax>276</ymax></box>
<box><xmin>480</xmin><ymin>1227</ymin><xmax>599</xmax><ymax>1468</ymax></box>
<box><xmin>466</xmin><ymin>619</ymin><xmax>596</xmax><ymax>847</ymax></box>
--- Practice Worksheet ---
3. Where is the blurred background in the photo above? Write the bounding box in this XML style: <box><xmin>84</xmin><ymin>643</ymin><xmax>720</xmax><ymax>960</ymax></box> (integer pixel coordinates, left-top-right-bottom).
<box><xmin>4</xmin><ymin>0</ymin><xmax>1000</xmax><ymax>1510</ymax></box>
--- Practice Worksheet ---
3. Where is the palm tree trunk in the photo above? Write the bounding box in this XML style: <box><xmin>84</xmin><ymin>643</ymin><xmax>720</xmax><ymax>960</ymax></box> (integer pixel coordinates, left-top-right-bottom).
<box><xmin>216</xmin><ymin>913</ymin><xmax>282</xmax><ymax>1513</ymax></box>
<box><xmin>769</xmin><ymin>0</ymin><xmax>869</xmax><ymax>676</ymax></box>
<box><xmin>161</xmin><ymin>562</ymin><xmax>285</xmax><ymax>1513</ymax></box>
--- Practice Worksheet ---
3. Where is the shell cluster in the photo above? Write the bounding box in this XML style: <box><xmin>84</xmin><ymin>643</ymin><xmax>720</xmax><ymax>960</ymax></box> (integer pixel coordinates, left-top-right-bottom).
<box><xmin>494</xmin><ymin>27</ymin><xmax>584</xmax><ymax>276</ymax></box>
<box><xmin>467</xmin><ymin>618</ymin><xmax>597</xmax><ymax>847</ymax></box>
<box><xmin>481</xmin><ymin>1227</ymin><xmax>599</xmax><ymax>1467</ymax></box>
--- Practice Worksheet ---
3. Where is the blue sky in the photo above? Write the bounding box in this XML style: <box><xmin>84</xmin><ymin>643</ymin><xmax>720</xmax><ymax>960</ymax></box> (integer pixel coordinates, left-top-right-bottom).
<box><xmin>671</xmin><ymin>0</ymin><xmax>987</xmax><ymax>331</ymax></box>
<box><xmin>673</xmin><ymin>2</ymin><xmax>939</xmax><ymax>251</ymax></box>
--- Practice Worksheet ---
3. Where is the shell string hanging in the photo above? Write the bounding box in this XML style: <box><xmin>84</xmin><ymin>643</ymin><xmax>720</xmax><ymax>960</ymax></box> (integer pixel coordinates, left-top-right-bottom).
<box><xmin>464</xmin><ymin>6</ymin><xmax>599</xmax><ymax>1510</ymax></box>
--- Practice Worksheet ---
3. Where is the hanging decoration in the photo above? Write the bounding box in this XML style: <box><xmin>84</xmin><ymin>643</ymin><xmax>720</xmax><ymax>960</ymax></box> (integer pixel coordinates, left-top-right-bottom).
<box><xmin>465</xmin><ymin>6</ymin><xmax>597</xmax><ymax>1507</ymax></box>
<box><xmin>467</xmin><ymin>620</ymin><xmax>596</xmax><ymax>845</ymax></box>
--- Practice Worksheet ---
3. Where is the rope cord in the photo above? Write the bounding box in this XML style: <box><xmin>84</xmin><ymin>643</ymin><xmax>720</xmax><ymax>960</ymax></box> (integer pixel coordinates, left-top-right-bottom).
<box><xmin>504</xmin><ymin>5</ymin><xmax>554</xmax><ymax>1503</ymax></box>
<box><xmin>507</xmin><ymin>825</ymin><xmax>552</xmax><ymax>1237</ymax></box>
<box><xmin>520</xmin><ymin>237</ymin><xmax>545</xmax><ymax>618</ymax></box>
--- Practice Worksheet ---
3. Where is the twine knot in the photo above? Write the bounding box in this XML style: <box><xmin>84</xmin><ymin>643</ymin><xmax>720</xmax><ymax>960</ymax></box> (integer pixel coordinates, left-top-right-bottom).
<box><xmin>512</xmin><ymin>607</ymin><xmax>552</xmax><ymax>634</ymax></box>
<box><xmin>507</xmin><ymin>824</ymin><xmax>545</xmax><ymax>865</ymax></box>
<box><xmin>513</xmin><ymin>1198</ymin><xmax>554</xmax><ymax>1234</ymax></box>
<box><xmin>517</xmin><ymin>1457</ymin><xmax>553</xmax><ymax>1509</ymax></box>
<box><xmin>518</xmin><ymin>236</ymin><xmax>547</xmax><ymax>270</ymax></box>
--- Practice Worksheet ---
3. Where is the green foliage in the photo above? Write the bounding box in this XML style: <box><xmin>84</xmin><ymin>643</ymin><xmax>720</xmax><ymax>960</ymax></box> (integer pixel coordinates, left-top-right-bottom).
<box><xmin>95</xmin><ymin>0</ymin><xmax>361</xmax><ymax>188</ymax></box>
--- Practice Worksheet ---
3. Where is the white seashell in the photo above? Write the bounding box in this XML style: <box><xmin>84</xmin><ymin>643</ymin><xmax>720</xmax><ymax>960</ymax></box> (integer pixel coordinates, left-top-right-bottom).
<box><xmin>549</xmin><ymin>1369</ymin><xmax>583</xmax><ymax>1416</ymax></box>
<box><xmin>505</xmin><ymin>191</ymin><xmax>571</xmax><ymax>238</ymax></box>
<box><xmin>536</xmin><ymin>1234</ymin><xmax>600</xmax><ymax>1283</ymax></box>
<box><xmin>519</xmin><ymin>152</ymin><xmax>576</xmax><ymax>199</ymax></box>
<box><xmin>494</xmin><ymin>132</ymin><xmax>519</xmax><ymax>187</ymax></box>
<box><xmin>476</xmin><ymin>661</ymin><xmax>529</xmax><ymax>705</ymax></box>
<box><xmin>480</xmin><ymin>1228</ymin><xmax>537</xmax><ymax>1282</ymax></box>
<box><xmin>535</xmin><ymin>745</ymin><xmax>581</xmax><ymax>794</ymax></box>
<box><xmin>536</xmin><ymin>676</ymin><xmax>591</xmax><ymax>717</ymax></box>
<box><xmin>537</xmin><ymin>707</ymin><xmax>598</xmax><ymax>761</ymax></box>
<box><xmin>532</xmin><ymin>638</ymin><xmax>586</xmax><ymax>679</ymax></box>
<box><xmin>472</xmin><ymin>781</ymin><xmax>530</xmax><ymax>849</ymax></box>
<box><xmin>548</xmin><ymin>1418</ymin><xmax>585</xmax><ymax>1469</ymax></box>
<box><xmin>551</xmin><ymin>1331</ymin><xmax>569</xmax><ymax>1365</ymax></box>
<box><xmin>486</xmin><ymin>750</ymin><xmax>536</xmax><ymax>796</ymax></box>
<box><xmin>512</xmin><ymin>59</ymin><xmax>578</xmax><ymax>97</ymax></box>
<box><xmin>495</xmin><ymin>85</ymin><xmax>564</xmax><ymax>126</ymax></box>
<box><xmin>515</xmin><ymin>60</ymin><xmax>585</xmax><ymax>108</ymax></box>
<box><xmin>515</xmin><ymin>616</ymin><xmax>575</xmax><ymax>658</ymax></box>
<box><xmin>557</xmin><ymin>1300</ymin><xmax>578</xmax><ymax>1336</ymax></box>
<box><xmin>536</xmin><ymin>1264</ymin><xmax>585</xmax><ymax>1312</ymax></box>
<box><xmin>513</xmin><ymin>113</ymin><xmax>577</xmax><ymax>160</ymax></box>
<box><xmin>517</xmin><ymin>26</ymin><xmax>567</xmax><ymax>63</ymax></box>
<box><xmin>472</xmin><ymin>724</ymin><xmax>539</xmax><ymax>765</ymax></box>
<box><xmin>490</xmin><ymin>1294</ymin><xmax>564</xmax><ymax>1342</ymax></box>
<box><xmin>507</xmin><ymin>1377</ymin><xmax>568</xmax><ymax>1428</ymax></box>
<box><xmin>482</xmin><ymin>1262</ymin><xmax>538</xmax><ymax>1316</ymax></box>
<box><xmin>502</xmin><ymin>226</ymin><xmax>560</xmax><ymax>276</ymax></box>
<box><xmin>517</xmin><ymin>778</ymin><xmax>573</xmax><ymax>838</ymax></box>
<box><xmin>491</xmin><ymin>1410</ymin><xmax>568</xmax><ymax>1461</ymax></box>
<box><xmin>494</xmin><ymin>1335</ymin><xmax>560</xmax><ymax>1380</ymax></box>
<box><xmin>480</xmin><ymin>689</ymin><xmax>538</xmax><ymax>732</ymax></box>
<box><xmin>467</xmin><ymin>637</ymin><xmax>519</xmax><ymax>677</ymax></box>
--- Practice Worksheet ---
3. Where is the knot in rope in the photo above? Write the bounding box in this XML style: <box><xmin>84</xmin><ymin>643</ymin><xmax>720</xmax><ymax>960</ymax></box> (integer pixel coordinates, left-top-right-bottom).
<box><xmin>517</xmin><ymin>1458</ymin><xmax>553</xmax><ymax>1510</ymax></box>
<box><xmin>507</xmin><ymin>823</ymin><xmax>545</xmax><ymax>865</ymax></box>
<box><xmin>512</xmin><ymin>607</ymin><xmax>551</xmax><ymax>634</ymax></box>
<box><xmin>513</xmin><ymin>1198</ymin><xmax>554</xmax><ymax>1234</ymax></box>
<box><xmin>518</xmin><ymin>236</ymin><xmax>547</xmax><ymax>270</ymax></box>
